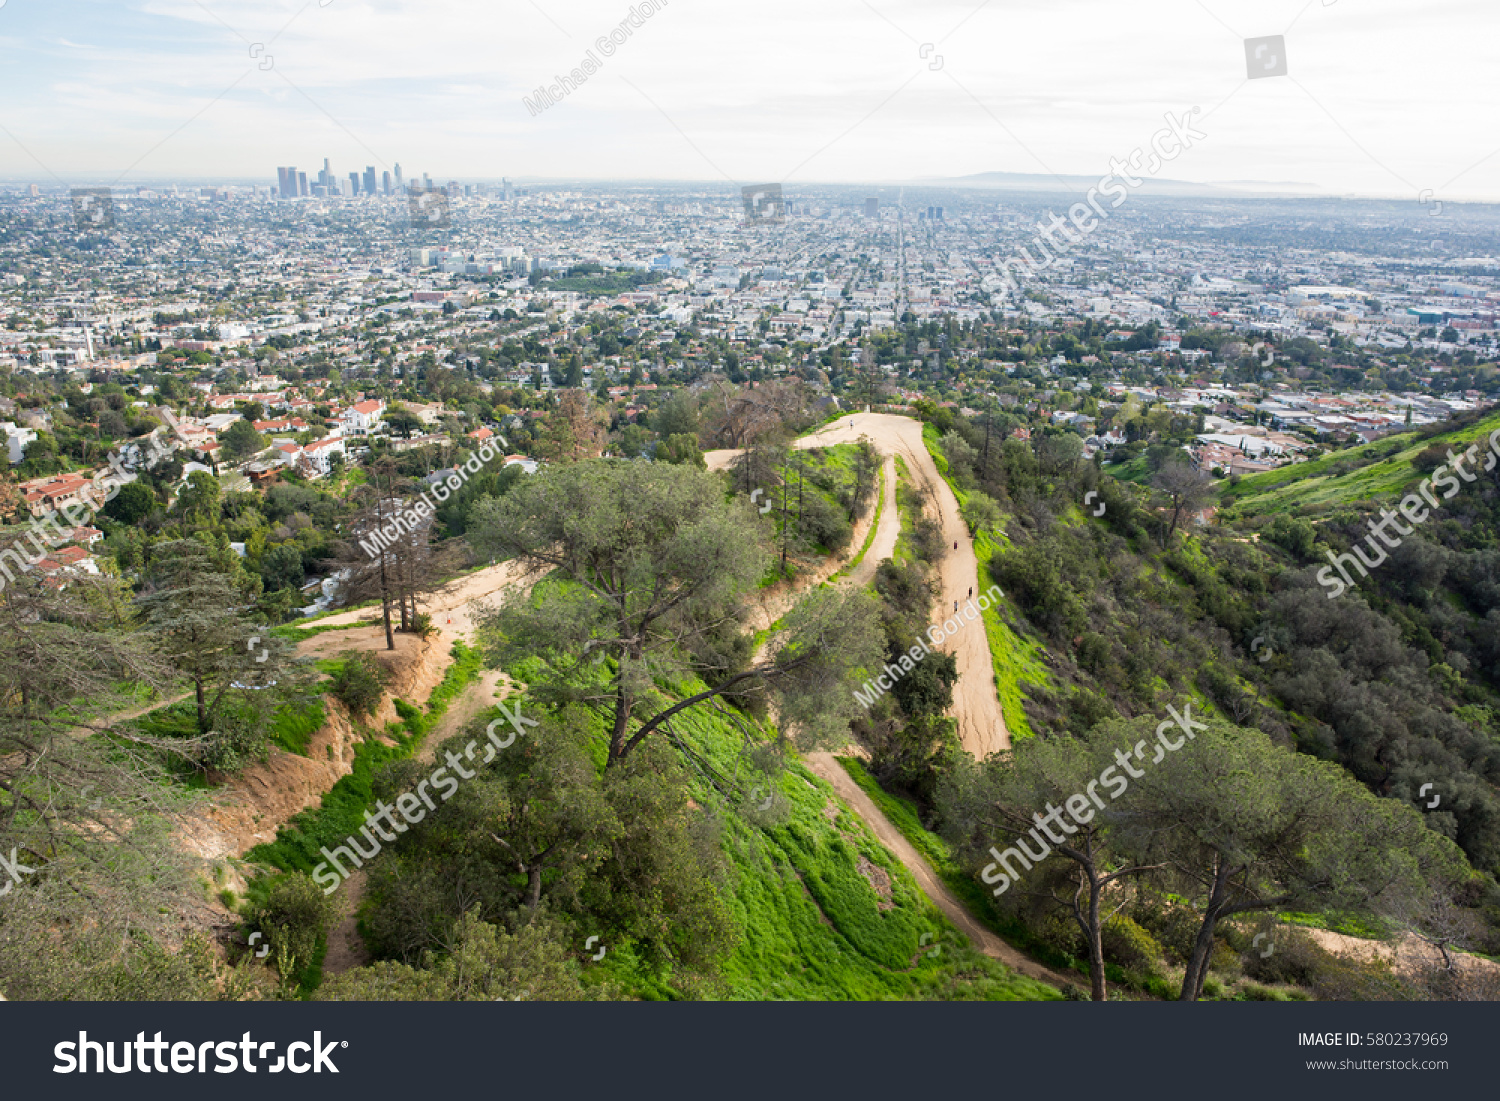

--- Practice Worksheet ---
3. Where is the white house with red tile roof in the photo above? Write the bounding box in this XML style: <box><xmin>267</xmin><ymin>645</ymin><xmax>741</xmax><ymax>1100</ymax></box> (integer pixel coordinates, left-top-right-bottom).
<box><xmin>338</xmin><ymin>399</ymin><xmax>385</xmax><ymax>436</ymax></box>
<box><xmin>271</xmin><ymin>436</ymin><xmax>346</xmax><ymax>479</ymax></box>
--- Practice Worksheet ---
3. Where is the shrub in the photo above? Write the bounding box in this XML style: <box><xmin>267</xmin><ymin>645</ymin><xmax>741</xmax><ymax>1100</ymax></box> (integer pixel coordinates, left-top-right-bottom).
<box><xmin>1101</xmin><ymin>915</ymin><xmax>1164</xmax><ymax>974</ymax></box>
<box><xmin>329</xmin><ymin>650</ymin><xmax>390</xmax><ymax>717</ymax></box>
<box><xmin>1129</xmin><ymin>896</ymin><xmax>1201</xmax><ymax>964</ymax></box>
<box><xmin>248</xmin><ymin>872</ymin><xmax>342</xmax><ymax>979</ymax></box>
<box><xmin>1033</xmin><ymin>911</ymin><xmax>1085</xmax><ymax>959</ymax></box>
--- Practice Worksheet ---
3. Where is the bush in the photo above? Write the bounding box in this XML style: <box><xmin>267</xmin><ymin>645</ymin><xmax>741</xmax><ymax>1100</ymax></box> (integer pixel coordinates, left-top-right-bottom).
<box><xmin>248</xmin><ymin>872</ymin><xmax>342</xmax><ymax>980</ymax></box>
<box><xmin>329</xmin><ymin>650</ymin><xmax>390</xmax><ymax>717</ymax></box>
<box><xmin>1033</xmin><ymin>911</ymin><xmax>1085</xmax><ymax>959</ymax></box>
<box><xmin>1101</xmin><ymin>915</ymin><xmax>1164</xmax><ymax>974</ymax></box>
<box><xmin>1129</xmin><ymin>896</ymin><xmax>1201</xmax><ymax>965</ymax></box>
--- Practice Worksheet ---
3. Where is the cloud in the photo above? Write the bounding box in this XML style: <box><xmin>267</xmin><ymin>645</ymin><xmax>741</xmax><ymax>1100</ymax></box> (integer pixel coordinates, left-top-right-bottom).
<box><xmin>0</xmin><ymin>0</ymin><xmax>1492</xmax><ymax>199</ymax></box>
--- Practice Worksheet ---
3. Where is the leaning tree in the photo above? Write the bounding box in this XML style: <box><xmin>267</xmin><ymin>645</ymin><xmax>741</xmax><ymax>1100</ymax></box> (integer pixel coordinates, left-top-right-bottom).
<box><xmin>467</xmin><ymin>460</ymin><xmax>884</xmax><ymax>767</ymax></box>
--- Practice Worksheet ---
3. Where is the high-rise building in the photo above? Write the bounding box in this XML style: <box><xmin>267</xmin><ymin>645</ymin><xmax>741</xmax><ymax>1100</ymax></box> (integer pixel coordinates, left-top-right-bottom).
<box><xmin>394</xmin><ymin>163</ymin><xmax>403</xmax><ymax>190</ymax></box>
<box><xmin>382</xmin><ymin>171</ymin><xmax>393</xmax><ymax>196</ymax></box>
<box><xmin>298</xmin><ymin>171</ymin><xmax>309</xmax><ymax>197</ymax></box>
<box><xmin>348</xmin><ymin>171</ymin><xmax>361</xmax><ymax>196</ymax></box>
<box><xmin>864</xmin><ymin>197</ymin><xmax>879</xmax><ymax>218</ymax></box>
<box><xmin>320</xmin><ymin>158</ymin><xmax>332</xmax><ymax>189</ymax></box>
<box><xmin>276</xmin><ymin>167</ymin><xmax>293</xmax><ymax>198</ymax></box>
<box><xmin>364</xmin><ymin>167</ymin><xmax>377</xmax><ymax>196</ymax></box>
<box><xmin>422</xmin><ymin>173</ymin><xmax>432</xmax><ymax>191</ymax></box>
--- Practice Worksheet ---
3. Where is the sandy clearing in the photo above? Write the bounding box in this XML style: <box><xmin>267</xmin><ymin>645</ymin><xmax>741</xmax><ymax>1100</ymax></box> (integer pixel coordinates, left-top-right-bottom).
<box><xmin>308</xmin><ymin>557</ymin><xmax>538</xmax><ymax>651</ymax></box>
<box><xmin>1300</xmin><ymin>926</ymin><xmax>1500</xmax><ymax>985</ymax></box>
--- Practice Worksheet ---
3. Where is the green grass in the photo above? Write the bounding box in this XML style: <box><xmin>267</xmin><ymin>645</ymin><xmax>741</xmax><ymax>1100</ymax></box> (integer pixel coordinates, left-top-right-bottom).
<box><xmin>244</xmin><ymin>641</ymin><xmax>482</xmax><ymax>874</ymax></box>
<box><xmin>891</xmin><ymin>456</ymin><xmax>923</xmax><ymax>566</ymax></box>
<box><xmin>972</xmin><ymin>531</ymin><xmax>1046</xmax><ymax>741</ymax></box>
<box><xmin>270</xmin><ymin>701</ymin><xmax>326</xmax><ymax>757</ymax></box>
<box><xmin>131</xmin><ymin>695</ymin><xmax>328</xmax><ymax>762</ymax></box>
<box><xmin>272</xmin><ymin>619</ymin><xmax>369</xmax><ymax>645</ymax></box>
<box><xmin>1105</xmin><ymin>455</ymin><xmax>1152</xmax><ymax>485</ymax></box>
<box><xmin>1220</xmin><ymin>410</ymin><xmax>1500</xmax><ymax>518</ymax></box>
<box><xmin>667</xmin><ymin>703</ymin><xmax>1057</xmax><ymax>1001</ymax></box>
<box><xmin>491</xmin><ymin>652</ymin><xmax>1057</xmax><ymax>1001</ymax></box>
<box><xmin>834</xmin><ymin>756</ymin><xmax>1077</xmax><ymax>984</ymax></box>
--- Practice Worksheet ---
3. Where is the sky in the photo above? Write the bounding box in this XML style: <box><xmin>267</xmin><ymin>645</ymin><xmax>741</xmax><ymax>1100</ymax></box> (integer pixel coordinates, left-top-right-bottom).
<box><xmin>0</xmin><ymin>0</ymin><xmax>1496</xmax><ymax>204</ymax></box>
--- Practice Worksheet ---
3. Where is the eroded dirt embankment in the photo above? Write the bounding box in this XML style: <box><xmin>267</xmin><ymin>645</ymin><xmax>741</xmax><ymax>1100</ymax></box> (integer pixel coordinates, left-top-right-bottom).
<box><xmin>179</xmin><ymin>630</ymin><xmax>449</xmax><ymax>861</ymax></box>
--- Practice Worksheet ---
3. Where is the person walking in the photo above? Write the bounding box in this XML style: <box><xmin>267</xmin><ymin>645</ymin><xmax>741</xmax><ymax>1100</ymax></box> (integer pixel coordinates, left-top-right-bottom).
<box><xmin>968</xmin><ymin>586</ymin><xmax>972</xmax><ymax>599</ymax></box>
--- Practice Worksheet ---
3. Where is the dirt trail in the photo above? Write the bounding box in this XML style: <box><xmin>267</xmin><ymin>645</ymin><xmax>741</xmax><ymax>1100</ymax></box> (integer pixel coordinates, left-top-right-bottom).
<box><xmin>804</xmin><ymin>751</ymin><xmax>1066</xmax><ymax>987</ymax></box>
<box><xmin>803</xmin><ymin>415</ymin><xmax>1008</xmax><ymax>759</ymax></box>
<box><xmin>721</xmin><ymin>415</ymin><xmax>1057</xmax><ymax>986</ymax></box>
<box><xmin>713</xmin><ymin>414</ymin><xmax>1008</xmax><ymax>758</ymax></box>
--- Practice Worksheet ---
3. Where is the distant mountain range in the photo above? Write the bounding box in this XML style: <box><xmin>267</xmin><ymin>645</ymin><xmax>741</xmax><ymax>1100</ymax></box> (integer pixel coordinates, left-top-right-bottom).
<box><xmin>919</xmin><ymin>170</ymin><xmax>1326</xmax><ymax>199</ymax></box>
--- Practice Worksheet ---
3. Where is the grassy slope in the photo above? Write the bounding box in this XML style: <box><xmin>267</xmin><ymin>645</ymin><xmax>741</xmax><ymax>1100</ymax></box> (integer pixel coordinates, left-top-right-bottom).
<box><xmin>1220</xmin><ymin>409</ymin><xmax>1500</xmax><ymax>516</ymax></box>
<box><xmin>831</xmin><ymin>458</ymin><xmax>886</xmax><ymax>582</ymax></box>
<box><xmin>499</xmin><ymin>657</ymin><xmax>1056</xmax><ymax>1001</ymax></box>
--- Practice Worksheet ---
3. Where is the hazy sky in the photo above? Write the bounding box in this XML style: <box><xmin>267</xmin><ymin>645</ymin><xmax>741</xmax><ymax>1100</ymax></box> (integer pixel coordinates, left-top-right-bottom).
<box><xmin>0</xmin><ymin>0</ymin><xmax>1496</xmax><ymax>203</ymax></box>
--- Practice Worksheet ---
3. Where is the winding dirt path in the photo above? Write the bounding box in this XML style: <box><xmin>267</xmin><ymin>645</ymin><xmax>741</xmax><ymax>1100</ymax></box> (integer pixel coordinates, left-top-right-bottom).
<box><xmin>712</xmin><ymin>414</ymin><xmax>1008</xmax><ymax>759</ymax></box>
<box><xmin>718</xmin><ymin>415</ymin><xmax>1057</xmax><ymax>986</ymax></box>
<box><xmin>801</xmin><ymin>414</ymin><xmax>1008</xmax><ymax>759</ymax></box>
<box><xmin>324</xmin><ymin>416</ymin><xmax>1037</xmax><ymax>983</ymax></box>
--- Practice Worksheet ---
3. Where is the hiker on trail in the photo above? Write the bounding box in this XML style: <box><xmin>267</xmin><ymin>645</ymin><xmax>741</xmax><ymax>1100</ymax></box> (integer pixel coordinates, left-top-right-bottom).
<box><xmin>968</xmin><ymin>587</ymin><xmax>972</xmax><ymax>599</ymax></box>
<box><xmin>954</xmin><ymin>600</ymin><xmax>958</xmax><ymax>613</ymax></box>
<box><xmin>953</xmin><ymin>540</ymin><xmax>958</xmax><ymax>551</ymax></box>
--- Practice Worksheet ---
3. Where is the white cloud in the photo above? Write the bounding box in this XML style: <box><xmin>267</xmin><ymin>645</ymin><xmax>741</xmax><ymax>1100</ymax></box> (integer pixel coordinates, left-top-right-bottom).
<box><xmin>0</xmin><ymin>0</ymin><xmax>1492</xmax><ymax>200</ymax></box>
